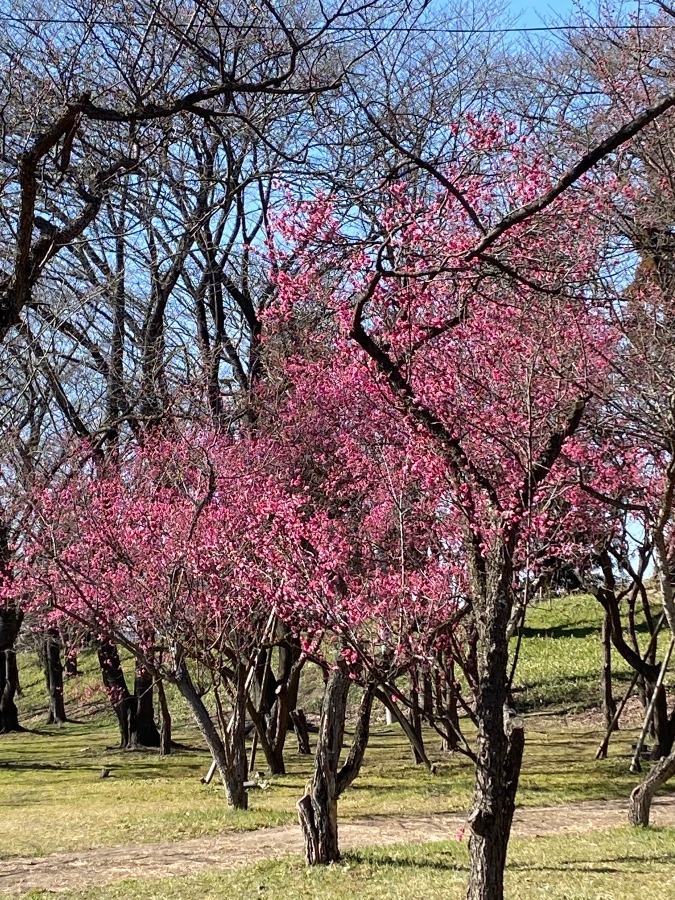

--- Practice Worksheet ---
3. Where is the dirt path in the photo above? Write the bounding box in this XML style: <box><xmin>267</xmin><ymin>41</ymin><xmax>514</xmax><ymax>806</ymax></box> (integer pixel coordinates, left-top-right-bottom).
<box><xmin>1</xmin><ymin>796</ymin><xmax>675</xmax><ymax>896</ymax></box>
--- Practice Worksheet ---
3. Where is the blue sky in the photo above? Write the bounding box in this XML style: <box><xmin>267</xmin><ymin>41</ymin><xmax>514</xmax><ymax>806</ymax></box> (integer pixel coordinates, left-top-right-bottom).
<box><xmin>510</xmin><ymin>0</ymin><xmax>579</xmax><ymax>26</ymax></box>
<box><xmin>508</xmin><ymin>0</ymin><xmax>645</xmax><ymax>27</ymax></box>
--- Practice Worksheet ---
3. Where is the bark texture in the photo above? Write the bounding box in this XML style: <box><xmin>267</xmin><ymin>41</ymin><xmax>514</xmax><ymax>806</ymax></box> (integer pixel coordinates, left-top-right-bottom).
<box><xmin>629</xmin><ymin>747</ymin><xmax>675</xmax><ymax>826</ymax></box>
<box><xmin>297</xmin><ymin>669</ymin><xmax>374</xmax><ymax>865</ymax></box>
<box><xmin>466</xmin><ymin>560</ymin><xmax>525</xmax><ymax>900</ymax></box>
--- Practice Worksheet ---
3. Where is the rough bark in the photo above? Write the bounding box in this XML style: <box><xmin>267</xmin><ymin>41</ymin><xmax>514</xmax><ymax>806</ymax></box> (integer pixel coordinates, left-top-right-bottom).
<box><xmin>629</xmin><ymin>747</ymin><xmax>675</xmax><ymax>826</ymax></box>
<box><xmin>297</xmin><ymin>670</ymin><xmax>374</xmax><ymax>865</ymax></box>
<box><xmin>466</xmin><ymin>565</ymin><xmax>525</xmax><ymax>900</ymax></box>
<box><xmin>297</xmin><ymin>668</ymin><xmax>348</xmax><ymax>865</ymax></box>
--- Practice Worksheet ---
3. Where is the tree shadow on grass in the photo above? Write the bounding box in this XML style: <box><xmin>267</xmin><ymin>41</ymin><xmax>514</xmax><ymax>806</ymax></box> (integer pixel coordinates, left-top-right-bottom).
<box><xmin>509</xmin><ymin>853</ymin><xmax>675</xmax><ymax>875</ymax></box>
<box><xmin>521</xmin><ymin>624</ymin><xmax>599</xmax><ymax>640</ymax></box>
<box><xmin>343</xmin><ymin>850</ymin><xmax>468</xmax><ymax>872</ymax></box>
<box><xmin>521</xmin><ymin>620</ymin><xmax>651</xmax><ymax>641</ymax></box>
<box><xmin>343</xmin><ymin>849</ymin><xmax>675</xmax><ymax>877</ymax></box>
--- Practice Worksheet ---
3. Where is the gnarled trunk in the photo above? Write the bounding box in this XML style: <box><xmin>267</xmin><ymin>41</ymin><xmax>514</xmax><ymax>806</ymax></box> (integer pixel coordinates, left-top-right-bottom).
<box><xmin>297</xmin><ymin>669</ymin><xmax>374</xmax><ymax>865</ymax></box>
<box><xmin>467</xmin><ymin>568</ymin><xmax>525</xmax><ymax>900</ymax></box>
<box><xmin>629</xmin><ymin>747</ymin><xmax>675</xmax><ymax>826</ymax></box>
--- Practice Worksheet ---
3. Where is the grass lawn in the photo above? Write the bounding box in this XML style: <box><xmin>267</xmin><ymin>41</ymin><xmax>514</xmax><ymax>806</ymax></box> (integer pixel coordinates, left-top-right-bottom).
<box><xmin>22</xmin><ymin>828</ymin><xmax>675</xmax><ymax>900</ymax></box>
<box><xmin>513</xmin><ymin>593</ymin><xmax>669</xmax><ymax>712</ymax></box>
<box><xmin>3</xmin><ymin>593</ymin><xmax>675</xmax><ymax>897</ymax></box>
<box><xmin>0</xmin><ymin>715</ymin><xmax>661</xmax><ymax>858</ymax></box>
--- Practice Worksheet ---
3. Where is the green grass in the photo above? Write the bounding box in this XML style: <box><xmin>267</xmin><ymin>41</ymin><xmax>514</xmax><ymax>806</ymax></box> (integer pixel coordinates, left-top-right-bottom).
<box><xmin>513</xmin><ymin>593</ymin><xmax>669</xmax><ymax>712</ymax></box>
<box><xmin>3</xmin><ymin>592</ymin><xmax>674</xmax><ymax>877</ymax></box>
<box><xmin>23</xmin><ymin>828</ymin><xmax>675</xmax><ymax>900</ymax></box>
<box><xmin>0</xmin><ymin>713</ymin><xmax>664</xmax><ymax>859</ymax></box>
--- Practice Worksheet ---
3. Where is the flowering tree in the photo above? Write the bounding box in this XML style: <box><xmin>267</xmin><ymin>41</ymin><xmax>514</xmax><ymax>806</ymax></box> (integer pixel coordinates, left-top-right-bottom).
<box><xmin>268</xmin><ymin>117</ymin><xmax>617</xmax><ymax>898</ymax></box>
<box><xmin>256</xmin><ymin>327</ymin><xmax>468</xmax><ymax>860</ymax></box>
<box><xmin>3</xmin><ymin>434</ymin><xmax>307</xmax><ymax>808</ymax></box>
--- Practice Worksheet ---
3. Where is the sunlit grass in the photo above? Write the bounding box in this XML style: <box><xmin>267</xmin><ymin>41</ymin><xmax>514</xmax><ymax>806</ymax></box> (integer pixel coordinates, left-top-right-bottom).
<box><xmin>0</xmin><ymin>715</ymin><xmax>663</xmax><ymax>859</ymax></box>
<box><xmin>23</xmin><ymin>828</ymin><xmax>675</xmax><ymax>900</ymax></box>
<box><xmin>3</xmin><ymin>593</ymin><xmax>673</xmax><ymax>861</ymax></box>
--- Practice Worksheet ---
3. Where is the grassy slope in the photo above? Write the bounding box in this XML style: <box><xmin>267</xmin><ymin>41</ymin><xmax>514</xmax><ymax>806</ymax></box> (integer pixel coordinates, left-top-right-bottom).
<box><xmin>513</xmin><ymin>592</ymin><xmax>668</xmax><ymax>712</ymax></box>
<box><xmin>2</xmin><ymin>595</ymin><xmax>672</xmax><ymax>858</ymax></box>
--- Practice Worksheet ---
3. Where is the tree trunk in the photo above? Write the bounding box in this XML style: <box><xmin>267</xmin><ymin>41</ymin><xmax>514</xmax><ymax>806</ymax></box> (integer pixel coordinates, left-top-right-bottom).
<box><xmin>629</xmin><ymin>747</ymin><xmax>675</xmax><ymax>826</ymax></box>
<box><xmin>467</xmin><ymin>570</ymin><xmax>525</xmax><ymax>900</ymax></box>
<box><xmin>173</xmin><ymin>660</ymin><xmax>247</xmax><ymax>809</ymax></box>
<box><xmin>297</xmin><ymin>670</ymin><xmax>374</xmax><ymax>866</ymax></box>
<box><xmin>422</xmin><ymin>669</ymin><xmax>434</xmax><ymax>719</ymax></box>
<box><xmin>41</xmin><ymin>629</ymin><xmax>67</xmax><ymax>725</ymax></box>
<box><xmin>601</xmin><ymin>611</ymin><xmax>617</xmax><ymax>732</ymax></box>
<box><xmin>437</xmin><ymin>660</ymin><xmax>460</xmax><ymax>752</ymax></box>
<box><xmin>0</xmin><ymin>604</ymin><xmax>23</xmax><ymax>734</ymax></box>
<box><xmin>650</xmin><ymin>684</ymin><xmax>675</xmax><ymax>758</ymax></box>
<box><xmin>263</xmin><ymin>634</ymin><xmax>305</xmax><ymax>775</ymax></box>
<box><xmin>290</xmin><ymin>708</ymin><xmax>311</xmax><ymax>755</ymax></box>
<box><xmin>0</xmin><ymin>649</ymin><xmax>22</xmax><ymax>733</ymax></box>
<box><xmin>265</xmin><ymin>685</ymin><xmax>290</xmax><ymax>775</ymax></box>
<box><xmin>297</xmin><ymin>668</ymin><xmax>348</xmax><ymax>865</ymax></box>
<box><xmin>156</xmin><ymin>678</ymin><xmax>172</xmax><ymax>757</ymax></box>
<box><xmin>64</xmin><ymin>648</ymin><xmax>79</xmax><ymax>678</ymax></box>
<box><xmin>409</xmin><ymin>671</ymin><xmax>425</xmax><ymax>765</ymax></box>
<box><xmin>134</xmin><ymin>662</ymin><xmax>161</xmax><ymax>747</ymax></box>
<box><xmin>228</xmin><ymin>668</ymin><xmax>250</xmax><ymax>809</ymax></box>
<box><xmin>377</xmin><ymin>686</ymin><xmax>434</xmax><ymax>771</ymax></box>
<box><xmin>97</xmin><ymin>640</ymin><xmax>137</xmax><ymax>748</ymax></box>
